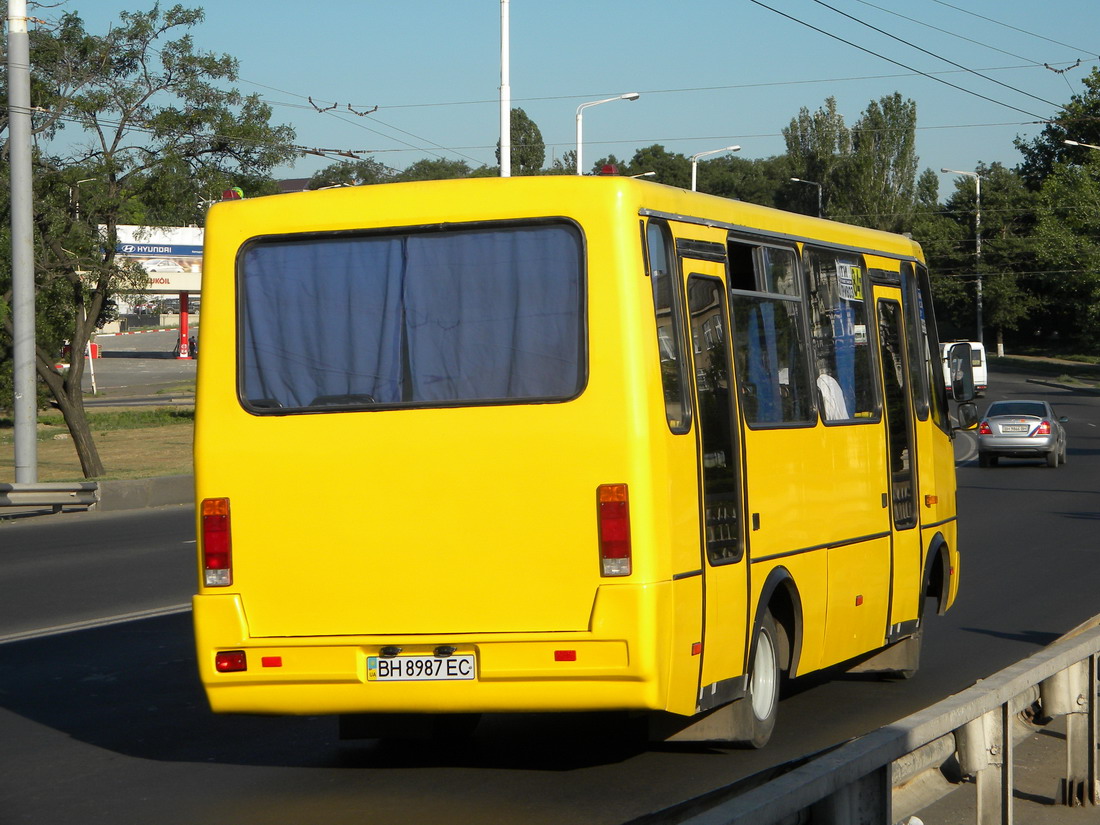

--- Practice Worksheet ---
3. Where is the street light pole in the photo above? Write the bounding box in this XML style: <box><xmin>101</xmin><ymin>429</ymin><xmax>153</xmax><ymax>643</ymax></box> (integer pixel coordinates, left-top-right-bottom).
<box><xmin>942</xmin><ymin>167</ymin><xmax>983</xmax><ymax>345</ymax></box>
<box><xmin>8</xmin><ymin>0</ymin><xmax>38</xmax><ymax>483</ymax></box>
<box><xmin>690</xmin><ymin>145</ymin><xmax>740</xmax><ymax>192</ymax></box>
<box><xmin>499</xmin><ymin>0</ymin><xmax>511</xmax><ymax>177</ymax></box>
<box><xmin>70</xmin><ymin>178</ymin><xmax>96</xmax><ymax>221</ymax></box>
<box><xmin>790</xmin><ymin>177</ymin><xmax>823</xmax><ymax>218</ymax></box>
<box><xmin>575</xmin><ymin>92</ymin><xmax>640</xmax><ymax>175</ymax></box>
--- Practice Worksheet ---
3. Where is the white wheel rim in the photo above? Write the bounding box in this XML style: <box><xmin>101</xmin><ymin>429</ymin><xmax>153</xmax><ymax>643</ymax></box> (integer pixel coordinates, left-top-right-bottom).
<box><xmin>751</xmin><ymin>629</ymin><xmax>778</xmax><ymax>721</ymax></box>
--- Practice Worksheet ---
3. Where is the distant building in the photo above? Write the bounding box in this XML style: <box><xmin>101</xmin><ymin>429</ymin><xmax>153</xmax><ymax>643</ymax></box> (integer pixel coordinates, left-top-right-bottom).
<box><xmin>277</xmin><ymin>178</ymin><xmax>311</xmax><ymax>194</ymax></box>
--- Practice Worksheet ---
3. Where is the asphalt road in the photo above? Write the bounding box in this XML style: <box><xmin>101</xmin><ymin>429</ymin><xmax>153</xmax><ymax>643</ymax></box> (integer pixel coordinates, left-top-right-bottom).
<box><xmin>1</xmin><ymin>366</ymin><xmax>1097</xmax><ymax>824</ymax></box>
<box><xmin>82</xmin><ymin>328</ymin><xmax>197</xmax><ymax>399</ymax></box>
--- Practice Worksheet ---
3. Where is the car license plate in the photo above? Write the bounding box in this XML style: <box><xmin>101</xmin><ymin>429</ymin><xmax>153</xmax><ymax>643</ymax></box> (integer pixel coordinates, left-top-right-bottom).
<box><xmin>1001</xmin><ymin>424</ymin><xmax>1029</xmax><ymax>433</ymax></box>
<box><xmin>367</xmin><ymin>654</ymin><xmax>476</xmax><ymax>682</ymax></box>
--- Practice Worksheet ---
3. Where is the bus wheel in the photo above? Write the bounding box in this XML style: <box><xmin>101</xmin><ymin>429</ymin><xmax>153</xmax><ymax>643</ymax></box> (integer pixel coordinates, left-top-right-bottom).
<box><xmin>735</xmin><ymin>608</ymin><xmax>781</xmax><ymax>748</ymax></box>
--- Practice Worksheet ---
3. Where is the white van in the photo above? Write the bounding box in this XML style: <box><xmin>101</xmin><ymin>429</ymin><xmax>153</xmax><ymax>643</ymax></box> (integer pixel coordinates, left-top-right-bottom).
<box><xmin>942</xmin><ymin>341</ymin><xmax>988</xmax><ymax>396</ymax></box>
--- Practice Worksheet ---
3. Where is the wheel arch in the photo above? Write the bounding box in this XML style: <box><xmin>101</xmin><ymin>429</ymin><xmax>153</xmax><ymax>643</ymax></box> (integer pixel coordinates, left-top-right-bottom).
<box><xmin>753</xmin><ymin>566</ymin><xmax>804</xmax><ymax>677</ymax></box>
<box><xmin>923</xmin><ymin>531</ymin><xmax>953</xmax><ymax>616</ymax></box>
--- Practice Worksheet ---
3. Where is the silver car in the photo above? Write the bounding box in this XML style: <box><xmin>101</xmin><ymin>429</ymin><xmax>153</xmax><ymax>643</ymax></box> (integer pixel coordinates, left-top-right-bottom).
<box><xmin>977</xmin><ymin>400</ymin><xmax>1068</xmax><ymax>467</ymax></box>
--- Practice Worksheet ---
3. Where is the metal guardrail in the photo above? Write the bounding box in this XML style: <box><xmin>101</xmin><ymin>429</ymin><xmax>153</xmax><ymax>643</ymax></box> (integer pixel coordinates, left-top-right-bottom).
<box><xmin>0</xmin><ymin>481</ymin><xmax>100</xmax><ymax>512</ymax></box>
<box><xmin>677</xmin><ymin>623</ymin><xmax>1100</xmax><ymax>825</ymax></box>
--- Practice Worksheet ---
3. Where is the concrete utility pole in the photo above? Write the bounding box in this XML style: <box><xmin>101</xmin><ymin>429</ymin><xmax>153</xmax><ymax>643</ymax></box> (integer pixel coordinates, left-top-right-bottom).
<box><xmin>8</xmin><ymin>0</ymin><xmax>38</xmax><ymax>482</ymax></box>
<box><xmin>499</xmin><ymin>0</ymin><xmax>511</xmax><ymax>178</ymax></box>
<box><xmin>942</xmin><ymin>167</ymin><xmax>983</xmax><ymax>345</ymax></box>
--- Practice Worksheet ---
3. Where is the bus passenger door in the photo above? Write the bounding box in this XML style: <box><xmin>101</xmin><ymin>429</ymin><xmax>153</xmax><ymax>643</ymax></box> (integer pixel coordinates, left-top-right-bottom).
<box><xmin>874</xmin><ymin>293</ymin><xmax>922</xmax><ymax>635</ymax></box>
<box><xmin>682</xmin><ymin>263</ymin><xmax>749</xmax><ymax>710</ymax></box>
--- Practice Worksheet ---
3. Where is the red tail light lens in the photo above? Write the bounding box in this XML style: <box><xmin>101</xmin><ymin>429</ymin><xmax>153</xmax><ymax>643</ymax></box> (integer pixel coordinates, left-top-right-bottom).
<box><xmin>598</xmin><ymin>484</ymin><xmax>631</xmax><ymax>577</ymax></box>
<box><xmin>215</xmin><ymin>650</ymin><xmax>247</xmax><ymax>672</ymax></box>
<box><xmin>201</xmin><ymin>497</ymin><xmax>232</xmax><ymax>587</ymax></box>
<box><xmin>1035</xmin><ymin>420</ymin><xmax>1051</xmax><ymax>435</ymax></box>
<box><xmin>978</xmin><ymin>421</ymin><xmax>992</xmax><ymax>435</ymax></box>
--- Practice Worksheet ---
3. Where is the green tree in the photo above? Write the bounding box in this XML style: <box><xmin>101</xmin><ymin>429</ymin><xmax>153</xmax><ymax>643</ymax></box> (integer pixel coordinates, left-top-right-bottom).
<box><xmin>604</xmin><ymin>144</ymin><xmax>690</xmax><ymax>187</ymax></box>
<box><xmin>1030</xmin><ymin>153</ymin><xmax>1100</xmax><ymax>350</ymax></box>
<box><xmin>934</xmin><ymin>164</ymin><xmax>1039</xmax><ymax>352</ymax></box>
<box><xmin>782</xmin><ymin>94</ymin><xmax>920</xmax><ymax>231</ymax></box>
<box><xmin>697</xmin><ymin>155</ymin><xmax>792</xmax><ymax>207</ymax></box>
<box><xmin>0</xmin><ymin>3</ymin><xmax>298</xmax><ymax>477</ymax></box>
<box><xmin>496</xmin><ymin>107</ymin><xmax>545</xmax><ymax>175</ymax></box>
<box><xmin>308</xmin><ymin>158</ymin><xmax>391</xmax><ymax>189</ymax></box>
<box><xmin>909</xmin><ymin>170</ymin><xmax>970</xmax><ymax>337</ymax></box>
<box><xmin>545</xmin><ymin>149</ymin><xmax>576</xmax><ymax>176</ymax></box>
<box><xmin>782</xmin><ymin>97</ymin><xmax>850</xmax><ymax>218</ymax></box>
<box><xmin>842</xmin><ymin>94</ymin><xmax>919</xmax><ymax>232</ymax></box>
<box><xmin>395</xmin><ymin>158</ymin><xmax>474</xmax><ymax>182</ymax></box>
<box><xmin>1017</xmin><ymin>66</ymin><xmax>1100</xmax><ymax>188</ymax></box>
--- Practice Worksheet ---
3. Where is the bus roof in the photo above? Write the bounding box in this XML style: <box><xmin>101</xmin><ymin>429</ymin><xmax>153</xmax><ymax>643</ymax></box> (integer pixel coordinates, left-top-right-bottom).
<box><xmin>209</xmin><ymin>175</ymin><xmax>925</xmax><ymax>263</ymax></box>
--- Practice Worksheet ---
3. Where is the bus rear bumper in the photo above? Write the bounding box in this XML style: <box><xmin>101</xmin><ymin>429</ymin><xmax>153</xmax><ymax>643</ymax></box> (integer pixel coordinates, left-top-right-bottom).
<box><xmin>193</xmin><ymin>591</ymin><xmax>668</xmax><ymax>716</ymax></box>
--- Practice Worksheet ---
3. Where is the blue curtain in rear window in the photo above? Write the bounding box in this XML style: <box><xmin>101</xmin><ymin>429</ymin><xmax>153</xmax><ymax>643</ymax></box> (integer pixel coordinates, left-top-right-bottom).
<box><xmin>240</xmin><ymin>224</ymin><xmax>582</xmax><ymax>410</ymax></box>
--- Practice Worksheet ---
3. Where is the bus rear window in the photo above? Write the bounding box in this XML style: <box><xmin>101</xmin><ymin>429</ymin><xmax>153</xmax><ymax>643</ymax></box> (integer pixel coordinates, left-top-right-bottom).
<box><xmin>239</xmin><ymin>223</ymin><xmax>584</xmax><ymax>412</ymax></box>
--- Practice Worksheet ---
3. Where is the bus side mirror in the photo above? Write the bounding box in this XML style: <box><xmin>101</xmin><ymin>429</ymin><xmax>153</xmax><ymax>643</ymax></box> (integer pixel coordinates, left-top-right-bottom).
<box><xmin>947</xmin><ymin>342</ymin><xmax>976</xmax><ymax>402</ymax></box>
<box><xmin>955</xmin><ymin>401</ymin><xmax>979</xmax><ymax>431</ymax></box>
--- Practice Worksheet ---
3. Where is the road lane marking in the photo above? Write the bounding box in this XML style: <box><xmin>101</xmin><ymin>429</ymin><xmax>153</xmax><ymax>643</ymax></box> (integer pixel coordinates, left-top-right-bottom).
<box><xmin>0</xmin><ymin>603</ymin><xmax>192</xmax><ymax>645</ymax></box>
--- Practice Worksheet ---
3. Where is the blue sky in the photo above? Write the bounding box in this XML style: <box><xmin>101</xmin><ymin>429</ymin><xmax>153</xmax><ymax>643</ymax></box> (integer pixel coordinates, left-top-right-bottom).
<box><xmin>65</xmin><ymin>1</ymin><xmax>1100</xmax><ymax>194</ymax></box>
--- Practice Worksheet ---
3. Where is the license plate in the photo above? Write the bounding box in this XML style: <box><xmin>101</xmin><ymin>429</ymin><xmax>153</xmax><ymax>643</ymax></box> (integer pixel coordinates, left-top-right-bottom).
<box><xmin>367</xmin><ymin>654</ymin><xmax>476</xmax><ymax>682</ymax></box>
<box><xmin>1001</xmin><ymin>424</ymin><xmax>1029</xmax><ymax>433</ymax></box>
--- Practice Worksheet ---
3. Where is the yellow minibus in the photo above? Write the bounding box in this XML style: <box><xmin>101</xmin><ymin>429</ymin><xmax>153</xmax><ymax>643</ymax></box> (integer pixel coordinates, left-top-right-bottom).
<box><xmin>193</xmin><ymin>175</ymin><xmax>974</xmax><ymax>746</ymax></box>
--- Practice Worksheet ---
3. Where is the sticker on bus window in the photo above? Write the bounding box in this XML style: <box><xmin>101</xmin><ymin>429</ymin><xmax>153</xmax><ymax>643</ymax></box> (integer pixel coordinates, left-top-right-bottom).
<box><xmin>837</xmin><ymin>262</ymin><xmax>863</xmax><ymax>302</ymax></box>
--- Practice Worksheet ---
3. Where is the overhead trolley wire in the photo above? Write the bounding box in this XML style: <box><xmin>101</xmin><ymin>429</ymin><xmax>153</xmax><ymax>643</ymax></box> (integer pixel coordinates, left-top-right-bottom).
<box><xmin>747</xmin><ymin>0</ymin><xmax>1051</xmax><ymax>121</ymax></box>
<box><xmin>810</xmin><ymin>0</ymin><xmax>1065</xmax><ymax>111</ymax></box>
<box><xmin>927</xmin><ymin>0</ymin><xmax>1100</xmax><ymax>58</ymax></box>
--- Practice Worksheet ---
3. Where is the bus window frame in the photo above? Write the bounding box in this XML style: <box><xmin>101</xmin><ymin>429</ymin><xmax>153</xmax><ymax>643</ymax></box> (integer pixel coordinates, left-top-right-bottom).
<box><xmin>685</xmin><ymin>272</ymin><xmax>744</xmax><ymax>567</ymax></box>
<box><xmin>645</xmin><ymin>218</ymin><xmax>693</xmax><ymax>435</ymax></box>
<box><xmin>802</xmin><ymin>245</ymin><xmax>882</xmax><ymax>427</ymax></box>
<box><xmin>725</xmin><ymin>233</ymin><xmax>817</xmax><ymax>432</ymax></box>
<box><xmin>235</xmin><ymin>217</ymin><xmax>589</xmax><ymax>416</ymax></box>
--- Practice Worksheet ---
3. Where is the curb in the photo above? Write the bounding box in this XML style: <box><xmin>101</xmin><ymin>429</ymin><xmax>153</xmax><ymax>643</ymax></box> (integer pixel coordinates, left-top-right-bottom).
<box><xmin>1026</xmin><ymin>377</ymin><xmax>1100</xmax><ymax>395</ymax></box>
<box><xmin>0</xmin><ymin>475</ymin><xmax>193</xmax><ymax>519</ymax></box>
<box><xmin>95</xmin><ymin>474</ymin><xmax>194</xmax><ymax>511</ymax></box>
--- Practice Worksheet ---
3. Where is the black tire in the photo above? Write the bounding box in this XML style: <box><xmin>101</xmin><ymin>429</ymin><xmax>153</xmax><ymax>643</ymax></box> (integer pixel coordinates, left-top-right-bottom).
<box><xmin>735</xmin><ymin>609</ymin><xmax>781</xmax><ymax>749</ymax></box>
<box><xmin>1061</xmin><ymin>443</ymin><xmax>1068</xmax><ymax>465</ymax></box>
<box><xmin>978</xmin><ymin>452</ymin><xmax>992</xmax><ymax>468</ymax></box>
<box><xmin>1046</xmin><ymin>449</ymin><xmax>1058</xmax><ymax>468</ymax></box>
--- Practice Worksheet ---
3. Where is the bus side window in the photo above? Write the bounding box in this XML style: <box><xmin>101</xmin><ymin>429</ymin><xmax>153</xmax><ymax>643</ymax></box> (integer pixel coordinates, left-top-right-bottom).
<box><xmin>727</xmin><ymin>238</ymin><xmax>814</xmax><ymax>427</ymax></box>
<box><xmin>731</xmin><ymin>295</ymin><xmax>815</xmax><ymax>426</ymax></box>
<box><xmin>647</xmin><ymin>220</ymin><xmax>691</xmax><ymax>433</ymax></box>
<box><xmin>805</xmin><ymin>248</ymin><xmax>878</xmax><ymax>423</ymax></box>
<box><xmin>900</xmin><ymin>261</ymin><xmax>931</xmax><ymax>421</ymax></box>
<box><xmin>727</xmin><ymin>240</ymin><xmax>756</xmax><ymax>291</ymax></box>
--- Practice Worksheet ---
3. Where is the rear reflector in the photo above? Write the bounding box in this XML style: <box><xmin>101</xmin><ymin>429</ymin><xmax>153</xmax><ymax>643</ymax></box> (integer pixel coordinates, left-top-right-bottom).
<box><xmin>554</xmin><ymin>650</ymin><xmax>577</xmax><ymax>662</ymax></box>
<box><xmin>215</xmin><ymin>650</ymin><xmax>247</xmax><ymax>672</ymax></box>
<box><xmin>598</xmin><ymin>484</ymin><xmax>631</xmax><ymax>577</ymax></box>
<box><xmin>201</xmin><ymin>497</ymin><xmax>232</xmax><ymax>587</ymax></box>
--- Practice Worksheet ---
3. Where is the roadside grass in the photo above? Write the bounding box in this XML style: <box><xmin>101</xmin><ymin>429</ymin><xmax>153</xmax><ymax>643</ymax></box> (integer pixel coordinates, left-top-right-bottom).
<box><xmin>0</xmin><ymin>407</ymin><xmax>194</xmax><ymax>482</ymax></box>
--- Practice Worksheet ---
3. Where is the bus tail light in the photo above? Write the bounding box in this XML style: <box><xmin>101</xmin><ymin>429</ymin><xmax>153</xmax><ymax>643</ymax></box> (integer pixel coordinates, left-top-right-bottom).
<box><xmin>215</xmin><ymin>650</ymin><xmax>247</xmax><ymax>672</ymax></box>
<box><xmin>201</xmin><ymin>497</ymin><xmax>233</xmax><ymax>587</ymax></box>
<box><xmin>598</xmin><ymin>484</ymin><xmax>631</xmax><ymax>577</ymax></box>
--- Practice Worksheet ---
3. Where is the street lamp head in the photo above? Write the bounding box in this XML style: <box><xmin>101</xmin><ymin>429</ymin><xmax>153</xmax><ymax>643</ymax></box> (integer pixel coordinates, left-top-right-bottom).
<box><xmin>1064</xmin><ymin>140</ymin><xmax>1080</xmax><ymax>147</ymax></box>
<box><xmin>941</xmin><ymin>167</ymin><xmax>980</xmax><ymax>179</ymax></box>
<box><xmin>576</xmin><ymin>93</ymin><xmax>642</xmax><ymax>174</ymax></box>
